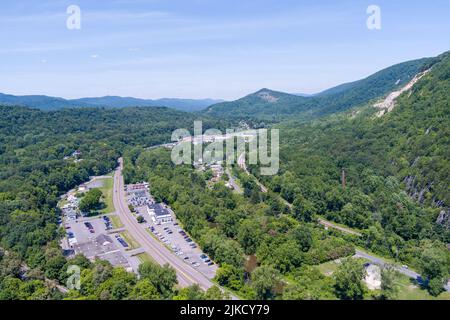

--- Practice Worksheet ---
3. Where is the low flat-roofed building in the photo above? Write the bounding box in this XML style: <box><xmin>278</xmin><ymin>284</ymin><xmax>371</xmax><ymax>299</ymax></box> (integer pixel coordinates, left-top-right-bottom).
<box><xmin>126</xmin><ymin>182</ymin><xmax>149</xmax><ymax>193</ymax></box>
<box><xmin>147</xmin><ymin>203</ymin><xmax>172</xmax><ymax>224</ymax></box>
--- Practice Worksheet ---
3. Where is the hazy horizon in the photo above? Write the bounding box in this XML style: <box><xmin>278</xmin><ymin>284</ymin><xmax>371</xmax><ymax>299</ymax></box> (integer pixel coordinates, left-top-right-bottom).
<box><xmin>0</xmin><ymin>0</ymin><xmax>449</xmax><ymax>100</ymax></box>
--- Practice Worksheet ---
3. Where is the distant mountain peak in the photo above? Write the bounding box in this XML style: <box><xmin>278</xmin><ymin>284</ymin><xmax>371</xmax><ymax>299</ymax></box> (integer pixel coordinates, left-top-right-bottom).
<box><xmin>255</xmin><ymin>90</ymin><xmax>280</xmax><ymax>103</ymax></box>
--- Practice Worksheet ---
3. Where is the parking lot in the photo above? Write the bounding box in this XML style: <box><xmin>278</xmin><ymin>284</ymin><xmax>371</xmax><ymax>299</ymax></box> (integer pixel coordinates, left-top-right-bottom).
<box><xmin>126</xmin><ymin>183</ymin><xmax>218</xmax><ymax>279</ymax></box>
<box><xmin>149</xmin><ymin>220</ymin><xmax>218</xmax><ymax>278</ymax></box>
<box><xmin>63</xmin><ymin>215</ymin><xmax>140</xmax><ymax>272</ymax></box>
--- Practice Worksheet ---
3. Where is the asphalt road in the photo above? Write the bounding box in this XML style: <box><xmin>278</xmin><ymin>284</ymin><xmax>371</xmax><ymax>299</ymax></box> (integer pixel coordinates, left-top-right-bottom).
<box><xmin>225</xmin><ymin>168</ymin><xmax>242</xmax><ymax>194</ymax></box>
<box><xmin>354</xmin><ymin>250</ymin><xmax>420</xmax><ymax>279</ymax></box>
<box><xmin>141</xmin><ymin>143</ymin><xmax>450</xmax><ymax>293</ymax></box>
<box><xmin>238</xmin><ymin>153</ymin><xmax>268</xmax><ymax>192</ymax></box>
<box><xmin>355</xmin><ymin>249</ymin><xmax>450</xmax><ymax>292</ymax></box>
<box><xmin>112</xmin><ymin>158</ymin><xmax>215</xmax><ymax>290</ymax></box>
<box><xmin>318</xmin><ymin>218</ymin><xmax>362</xmax><ymax>236</ymax></box>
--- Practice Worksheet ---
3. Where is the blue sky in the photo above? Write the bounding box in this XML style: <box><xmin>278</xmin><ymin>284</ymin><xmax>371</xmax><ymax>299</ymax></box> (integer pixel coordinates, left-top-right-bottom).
<box><xmin>0</xmin><ymin>0</ymin><xmax>449</xmax><ymax>100</ymax></box>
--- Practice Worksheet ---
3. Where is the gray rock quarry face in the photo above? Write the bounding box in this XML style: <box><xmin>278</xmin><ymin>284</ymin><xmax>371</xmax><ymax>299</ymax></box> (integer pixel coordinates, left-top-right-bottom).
<box><xmin>436</xmin><ymin>209</ymin><xmax>450</xmax><ymax>229</ymax></box>
<box><xmin>403</xmin><ymin>175</ymin><xmax>449</xmax><ymax>229</ymax></box>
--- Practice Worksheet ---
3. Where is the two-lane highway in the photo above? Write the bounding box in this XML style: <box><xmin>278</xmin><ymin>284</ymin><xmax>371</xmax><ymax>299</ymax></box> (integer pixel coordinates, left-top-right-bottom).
<box><xmin>112</xmin><ymin>158</ymin><xmax>214</xmax><ymax>290</ymax></box>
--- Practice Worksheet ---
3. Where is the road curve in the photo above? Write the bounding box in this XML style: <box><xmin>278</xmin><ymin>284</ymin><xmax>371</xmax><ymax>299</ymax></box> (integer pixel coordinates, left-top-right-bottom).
<box><xmin>225</xmin><ymin>168</ymin><xmax>242</xmax><ymax>194</ymax></box>
<box><xmin>237</xmin><ymin>153</ymin><xmax>267</xmax><ymax>193</ymax></box>
<box><xmin>112</xmin><ymin>158</ymin><xmax>214</xmax><ymax>290</ymax></box>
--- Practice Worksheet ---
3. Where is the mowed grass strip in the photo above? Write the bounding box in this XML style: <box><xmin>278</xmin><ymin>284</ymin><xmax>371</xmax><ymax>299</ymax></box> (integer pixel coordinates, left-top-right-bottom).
<box><xmin>136</xmin><ymin>253</ymin><xmax>155</xmax><ymax>264</ymax></box>
<box><xmin>110</xmin><ymin>215</ymin><xmax>124</xmax><ymax>228</ymax></box>
<box><xmin>98</xmin><ymin>177</ymin><xmax>115</xmax><ymax>214</ymax></box>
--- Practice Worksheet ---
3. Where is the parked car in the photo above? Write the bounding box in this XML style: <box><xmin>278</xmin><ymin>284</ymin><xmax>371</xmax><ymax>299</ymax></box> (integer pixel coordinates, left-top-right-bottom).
<box><xmin>115</xmin><ymin>235</ymin><xmax>129</xmax><ymax>248</ymax></box>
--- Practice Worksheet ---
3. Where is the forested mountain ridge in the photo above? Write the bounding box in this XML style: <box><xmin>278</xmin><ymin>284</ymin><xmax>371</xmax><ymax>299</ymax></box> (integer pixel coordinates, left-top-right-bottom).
<box><xmin>204</xmin><ymin>57</ymin><xmax>435</xmax><ymax>122</ymax></box>
<box><xmin>0</xmin><ymin>93</ymin><xmax>222</xmax><ymax>112</ymax></box>
<box><xmin>71</xmin><ymin>96</ymin><xmax>224</xmax><ymax>112</ymax></box>
<box><xmin>253</xmin><ymin>51</ymin><xmax>450</xmax><ymax>263</ymax></box>
<box><xmin>0</xmin><ymin>93</ymin><xmax>93</xmax><ymax>110</ymax></box>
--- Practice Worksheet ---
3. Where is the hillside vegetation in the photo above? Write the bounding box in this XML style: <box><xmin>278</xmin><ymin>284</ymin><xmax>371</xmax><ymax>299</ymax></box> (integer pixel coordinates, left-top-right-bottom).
<box><xmin>204</xmin><ymin>57</ymin><xmax>435</xmax><ymax>122</ymax></box>
<box><xmin>249</xmin><ymin>52</ymin><xmax>450</xmax><ymax>281</ymax></box>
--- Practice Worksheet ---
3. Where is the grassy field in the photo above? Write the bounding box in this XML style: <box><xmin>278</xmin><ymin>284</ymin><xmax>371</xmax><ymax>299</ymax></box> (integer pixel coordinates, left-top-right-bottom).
<box><xmin>110</xmin><ymin>215</ymin><xmax>123</xmax><ymax>228</ymax></box>
<box><xmin>317</xmin><ymin>258</ymin><xmax>450</xmax><ymax>300</ymax></box>
<box><xmin>120</xmin><ymin>231</ymin><xmax>140</xmax><ymax>250</ymax></box>
<box><xmin>395</xmin><ymin>274</ymin><xmax>450</xmax><ymax>300</ymax></box>
<box><xmin>317</xmin><ymin>260</ymin><xmax>342</xmax><ymax>276</ymax></box>
<box><xmin>98</xmin><ymin>178</ymin><xmax>115</xmax><ymax>214</ymax></box>
<box><xmin>136</xmin><ymin>253</ymin><xmax>155</xmax><ymax>264</ymax></box>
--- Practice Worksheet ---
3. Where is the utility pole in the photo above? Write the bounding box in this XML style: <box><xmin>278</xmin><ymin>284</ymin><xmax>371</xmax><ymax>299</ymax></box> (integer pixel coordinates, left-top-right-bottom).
<box><xmin>341</xmin><ymin>169</ymin><xmax>346</xmax><ymax>190</ymax></box>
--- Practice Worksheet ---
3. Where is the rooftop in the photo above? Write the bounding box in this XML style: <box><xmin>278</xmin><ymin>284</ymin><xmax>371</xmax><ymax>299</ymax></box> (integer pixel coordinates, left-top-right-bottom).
<box><xmin>148</xmin><ymin>203</ymin><xmax>171</xmax><ymax>217</ymax></box>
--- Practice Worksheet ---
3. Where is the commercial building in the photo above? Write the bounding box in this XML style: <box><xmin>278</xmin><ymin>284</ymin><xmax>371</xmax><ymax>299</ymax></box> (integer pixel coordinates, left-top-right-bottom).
<box><xmin>147</xmin><ymin>203</ymin><xmax>173</xmax><ymax>224</ymax></box>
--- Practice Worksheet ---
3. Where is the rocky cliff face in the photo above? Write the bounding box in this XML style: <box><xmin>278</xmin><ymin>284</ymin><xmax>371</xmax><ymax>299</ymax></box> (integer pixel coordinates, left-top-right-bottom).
<box><xmin>436</xmin><ymin>209</ymin><xmax>450</xmax><ymax>229</ymax></box>
<box><xmin>404</xmin><ymin>175</ymin><xmax>450</xmax><ymax>229</ymax></box>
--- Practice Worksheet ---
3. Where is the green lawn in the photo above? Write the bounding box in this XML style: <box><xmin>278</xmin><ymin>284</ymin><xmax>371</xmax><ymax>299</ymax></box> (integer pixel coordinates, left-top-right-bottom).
<box><xmin>98</xmin><ymin>178</ymin><xmax>115</xmax><ymax>214</ymax></box>
<box><xmin>317</xmin><ymin>260</ymin><xmax>342</xmax><ymax>276</ymax></box>
<box><xmin>110</xmin><ymin>215</ymin><xmax>123</xmax><ymax>228</ymax></box>
<box><xmin>317</xmin><ymin>258</ymin><xmax>450</xmax><ymax>300</ymax></box>
<box><xmin>395</xmin><ymin>274</ymin><xmax>450</xmax><ymax>300</ymax></box>
<box><xmin>136</xmin><ymin>253</ymin><xmax>155</xmax><ymax>264</ymax></box>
